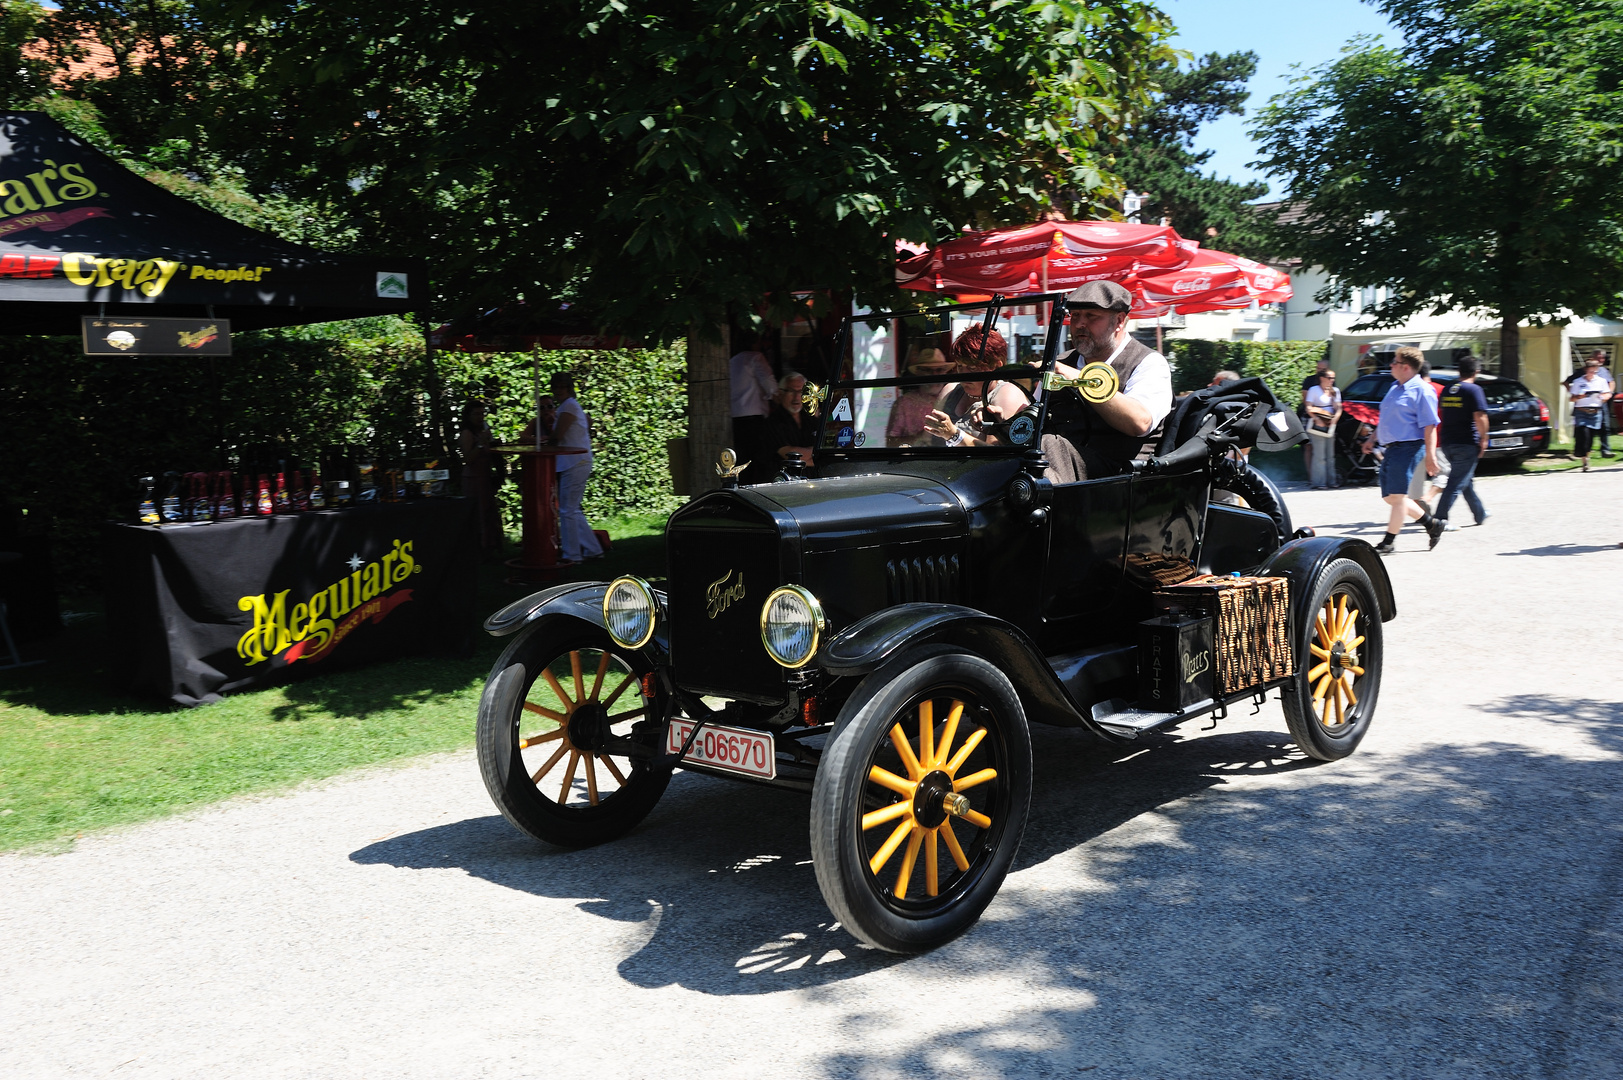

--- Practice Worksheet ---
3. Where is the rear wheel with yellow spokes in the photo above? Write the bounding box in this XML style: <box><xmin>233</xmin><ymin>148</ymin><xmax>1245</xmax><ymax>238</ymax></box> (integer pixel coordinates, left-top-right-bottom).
<box><xmin>1282</xmin><ymin>559</ymin><xmax>1383</xmax><ymax>761</ymax></box>
<box><xmin>812</xmin><ymin>648</ymin><xmax>1031</xmax><ymax>954</ymax></box>
<box><xmin>477</xmin><ymin>621</ymin><xmax>669</xmax><ymax>848</ymax></box>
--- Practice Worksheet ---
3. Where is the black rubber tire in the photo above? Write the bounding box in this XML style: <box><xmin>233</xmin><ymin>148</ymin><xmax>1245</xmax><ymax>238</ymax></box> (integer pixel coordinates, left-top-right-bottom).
<box><xmin>1281</xmin><ymin>558</ymin><xmax>1383</xmax><ymax>761</ymax></box>
<box><xmin>477</xmin><ymin>618</ymin><xmax>669</xmax><ymax>848</ymax></box>
<box><xmin>811</xmin><ymin>647</ymin><xmax>1032</xmax><ymax>954</ymax></box>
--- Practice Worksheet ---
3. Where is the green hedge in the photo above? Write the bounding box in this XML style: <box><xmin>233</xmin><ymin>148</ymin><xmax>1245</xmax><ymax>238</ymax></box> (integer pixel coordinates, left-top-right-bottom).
<box><xmin>0</xmin><ymin>317</ymin><xmax>687</xmax><ymax>590</ymax></box>
<box><xmin>1164</xmin><ymin>338</ymin><xmax>1329</xmax><ymax>406</ymax></box>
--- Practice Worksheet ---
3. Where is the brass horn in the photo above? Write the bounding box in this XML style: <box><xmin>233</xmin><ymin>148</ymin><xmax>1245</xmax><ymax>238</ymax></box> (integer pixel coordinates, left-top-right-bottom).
<box><xmin>1042</xmin><ymin>362</ymin><xmax>1119</xmax><ymax>404</ymax></box>
<box><xmin>801</xmin><ymin>381</ymin><xmax>827</xmax><ymax>417</ymax></box>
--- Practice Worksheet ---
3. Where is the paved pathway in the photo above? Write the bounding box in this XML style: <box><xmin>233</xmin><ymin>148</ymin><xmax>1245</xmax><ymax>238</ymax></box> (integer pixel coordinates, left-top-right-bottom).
<box><xmin>3</xmin><ymin>467</ymin><xmax>1621</xmax><ymax>1079</ymax></box>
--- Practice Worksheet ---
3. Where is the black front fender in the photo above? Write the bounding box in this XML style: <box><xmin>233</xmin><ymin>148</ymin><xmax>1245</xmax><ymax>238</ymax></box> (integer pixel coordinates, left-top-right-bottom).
<box><xmin>483</xmin><ymin>580</ymin><xmax>670</xmax><ymax>665</ymax></box>
<box><xmin>1257</xmin><ymin>535</ymin><xmax>1398</xmax><ymax>630</ymax></box>
<box><xmin>819</xmin><ymin>603</ymin><xmax>1103</xmax><ymax>734</ymax></box>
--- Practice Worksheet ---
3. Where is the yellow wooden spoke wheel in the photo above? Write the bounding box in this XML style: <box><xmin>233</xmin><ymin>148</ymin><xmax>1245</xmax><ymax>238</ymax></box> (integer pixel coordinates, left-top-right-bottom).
<box><xmin>1282</xmin><ymin>559</ymin><xmax>1383</xmax><ymax>761</ymax></box>
<box><xmin>812</xmin><ymin>650</ymin><xmax>1032</xmax><ymax>954</ymax></box>
<box><xmin>477</xmin><ymin>625</ymin><xmax>670</xmax><ymax>848</ymax></box>
<box><xmin>862</xmin><ymin>698</ymin><xmax>997</xmax><ymax>900</ymax></box>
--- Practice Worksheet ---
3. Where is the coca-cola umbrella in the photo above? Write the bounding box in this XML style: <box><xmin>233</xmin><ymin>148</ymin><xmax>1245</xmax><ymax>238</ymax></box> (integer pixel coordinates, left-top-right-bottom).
<box><xmin>1129</xmin><ymin>249</ymin><xmax>1292</xmax><ymax>317</ymax></box>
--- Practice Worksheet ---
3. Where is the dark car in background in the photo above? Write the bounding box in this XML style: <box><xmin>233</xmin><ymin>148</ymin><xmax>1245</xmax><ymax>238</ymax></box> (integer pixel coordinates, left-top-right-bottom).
<box><xmin>1336</xmin><ymin>371</ymin><xmax>1551</xmax><ymax>479</ymax></box>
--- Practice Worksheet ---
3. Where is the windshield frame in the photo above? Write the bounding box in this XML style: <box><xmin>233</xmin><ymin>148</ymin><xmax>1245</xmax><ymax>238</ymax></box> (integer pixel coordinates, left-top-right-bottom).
<box><xmin>813</xmin><ymin>292</ymin><xmax>1070</xmax><ymax>459</ymax></box>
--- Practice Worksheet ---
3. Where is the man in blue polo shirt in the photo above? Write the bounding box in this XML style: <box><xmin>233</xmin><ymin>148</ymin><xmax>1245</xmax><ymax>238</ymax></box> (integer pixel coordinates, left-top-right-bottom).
<box><xmin>1372</xmin><ymin>347</ymin><xmax>1445</xmax><ymax>552</ymax></box>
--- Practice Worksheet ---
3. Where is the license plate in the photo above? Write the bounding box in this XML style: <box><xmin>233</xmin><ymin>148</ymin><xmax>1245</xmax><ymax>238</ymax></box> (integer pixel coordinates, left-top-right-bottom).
<box><xmin>667</xmin><ymin>720</ymin><xmax>777</xmax><ymax>780</ymax></box>
<box><xmin>1489</xmin><ymin>436</ymin><xmax>1524</xmax><ymax>448</ymax></box>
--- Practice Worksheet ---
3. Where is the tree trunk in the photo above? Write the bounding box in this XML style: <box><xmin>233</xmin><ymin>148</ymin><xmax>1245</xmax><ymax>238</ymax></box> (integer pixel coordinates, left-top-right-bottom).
<box><xmin>684</xmin><ymin>323</ymin><xmax>731</xmax><ymax>496</ymax></box>
<box><xmin>1499</xmin><ymin>312</ymin><xmax>1520</xmax><ymax>382</ymax></box>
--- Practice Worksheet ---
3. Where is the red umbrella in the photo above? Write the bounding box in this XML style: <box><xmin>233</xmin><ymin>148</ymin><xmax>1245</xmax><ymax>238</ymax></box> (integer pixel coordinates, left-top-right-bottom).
<box><xmin>895</xmin><ymin>223</ymin><xmax>1291</xmax><ymax>317</ymax></box>
<box><xmin>897</xmin><ymin>220</ymin><xmax>1194</xmax><ymax>294</ymax></box>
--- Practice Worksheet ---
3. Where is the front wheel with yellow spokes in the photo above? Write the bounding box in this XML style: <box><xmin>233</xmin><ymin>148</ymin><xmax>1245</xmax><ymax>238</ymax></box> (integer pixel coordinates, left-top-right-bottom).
<box><xmin>1282</xmin><ymin>558</ymin><xmax>1383</xmax><ymax>761</ymax></box>
<box><xmin>811</xmin><ymin>648</ymin><xmax>1031</xmax><ymax>954</ymax></box>
<box><xmin>477</xmin><ymin>620</ymin><xmax>670</xmax><ymax>848</ymax></box>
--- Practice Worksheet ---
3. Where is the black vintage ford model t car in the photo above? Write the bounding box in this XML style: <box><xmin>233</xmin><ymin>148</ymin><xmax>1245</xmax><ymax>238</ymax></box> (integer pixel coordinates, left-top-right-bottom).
<box><xmin>476</xmin><ymin>295</ymin><xmax>1396</xmax><ymax>954</ymax></box>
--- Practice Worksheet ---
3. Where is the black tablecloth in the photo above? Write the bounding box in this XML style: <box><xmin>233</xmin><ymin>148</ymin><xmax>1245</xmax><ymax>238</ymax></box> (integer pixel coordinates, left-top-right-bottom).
<box><xmin>104</xmin><ymin>500</ymin><xmax>477</xmax><ymax>705</ymax></box>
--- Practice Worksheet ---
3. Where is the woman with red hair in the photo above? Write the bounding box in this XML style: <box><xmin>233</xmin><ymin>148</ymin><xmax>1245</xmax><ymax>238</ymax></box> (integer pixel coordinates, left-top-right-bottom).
<box><xmin>922</xmin><ymin>326</ymin><xmax>1029</xmax><ymax>446</ymax></box>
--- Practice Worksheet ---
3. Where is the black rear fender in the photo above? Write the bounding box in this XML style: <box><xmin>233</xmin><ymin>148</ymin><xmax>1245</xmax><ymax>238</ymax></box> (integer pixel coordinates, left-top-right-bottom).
<box><xmin>819</xmin><ymin>603</ymin><xmax>1101</xmax><ymax>734</ymax></box>
<box><xmin>1257</xmin><ymin>536</ymin><xmax>1397</xmax><ymax>644</ymax></box>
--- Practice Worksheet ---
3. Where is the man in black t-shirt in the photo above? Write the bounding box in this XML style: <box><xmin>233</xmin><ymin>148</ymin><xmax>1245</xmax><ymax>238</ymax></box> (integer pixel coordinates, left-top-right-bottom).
<box><xmin>1434</xmin><ymin>355</ymin><xmax>1491</xmax><ymax>529</ymax></box>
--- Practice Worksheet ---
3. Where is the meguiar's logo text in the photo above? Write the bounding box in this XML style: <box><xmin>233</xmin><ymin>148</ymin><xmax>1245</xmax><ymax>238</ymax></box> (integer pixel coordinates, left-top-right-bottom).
<box><xmin>237</xmin><ymin>539</ymin><xmax>419</xmax><ymax>666</ymax></box>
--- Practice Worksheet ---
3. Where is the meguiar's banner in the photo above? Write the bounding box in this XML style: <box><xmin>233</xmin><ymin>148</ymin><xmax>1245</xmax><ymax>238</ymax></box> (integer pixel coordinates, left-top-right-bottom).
<box><xmin>0</xmin><ymin>112</ymin><xmax>422</xmax><ymax>333</ymax></box>
<box><xmin>103</xmin><ymin>500</ymin><xmax>477</xmax><ymax>705</ymax></box>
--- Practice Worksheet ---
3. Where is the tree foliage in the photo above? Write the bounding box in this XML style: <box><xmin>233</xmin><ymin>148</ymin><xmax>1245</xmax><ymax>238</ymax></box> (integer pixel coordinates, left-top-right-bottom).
<box><xmin>211</xmin><ymin>0</ymin><xmax>1178</xmax><ymax>336</ymax></box>
<box><xmin>0</xmin><ymin>0</ymin><xmax>49</xmax><ymax>109</ymax></box>
<box><xmin>1250</xmin><ymin>0</ymin><xmax>1623</xmax><ymax>378</ymax></box>
<box><xmin>1116</xmin><ymin>50</ymin><xmax>1271</xmax><ymax>256</ymax></box>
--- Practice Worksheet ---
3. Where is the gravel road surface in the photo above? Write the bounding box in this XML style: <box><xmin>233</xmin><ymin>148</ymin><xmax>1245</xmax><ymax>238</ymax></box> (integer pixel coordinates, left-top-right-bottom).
<box><xmin>4</xmin><ymin>466</ymin><xmax>1621</xmax><ymax>1079</ymax></box>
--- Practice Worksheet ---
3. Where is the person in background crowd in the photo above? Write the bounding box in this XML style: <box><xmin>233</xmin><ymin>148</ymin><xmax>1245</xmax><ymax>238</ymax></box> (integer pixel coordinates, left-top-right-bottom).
<box><xmin>1589</xmin><ymin>350</ymin><xmax>1616</xmax><ymax>456</ymax></box>
<box><xmin>1300</xmin><ymin>356</ymin><xmax>1333</xmax><ymax>401</ymax></box>
<box><xmin>1407</xmin><ymin>359</ymin><xmax>1449</xmax><ymax>510</ymax></box>
<box><xmin>519</xmin><ymin>394</ymin><xmax>556</xmax><ymax>446</ymax></box>
<box><xmin>1368</xmin><ymin>346</ymin><xmax>1445</xmax><ymax>552</ymax></box>
<box><xmin>1304</xmin><ymin>367</ymin><xmax>1343</xmax><ymax>489</ymax></box>
<box><xmin>729</xmin><ymin>336</ymin><xmax>778</xmax><ymax>484</ymax></box>
<box><xmin>1569</xmin><ymin>354</ymin><xmax>1614</xmax><ymax>472</ymax></box>
<box><xmin>765</xmin><ymin>372</ymin><xmax>817</xmax><ymax>470</ymax></box>
<box><xmin>548</xmin><ymin>373</ymin><xmax>603</xmax><ymax>564</ymax></box>
<box><xmin>458</xmin><ymin>393</ymin><xmax>503</xmax><ymax>554</ymax></box>
<box><xmin>1433</xmin><ymin>355</ymin><xmax>1491</xmax><ymax>529</ymax></box>
<box><xmin>1299</xmin><ymin>356</ymin><xmax>1334</xmax><ymax>479</ymax></box>
<box><xmin>1210</xmin><ymin>370</ymin><xmax>1241</xmax><ymax>387</ymax></box>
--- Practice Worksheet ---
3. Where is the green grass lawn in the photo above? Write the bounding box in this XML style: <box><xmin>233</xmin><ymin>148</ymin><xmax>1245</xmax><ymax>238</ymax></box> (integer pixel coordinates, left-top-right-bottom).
<box><xmin>0</xmin><ymin>513</ymin><xmax>669</xmax><ymax>852</ymax></box>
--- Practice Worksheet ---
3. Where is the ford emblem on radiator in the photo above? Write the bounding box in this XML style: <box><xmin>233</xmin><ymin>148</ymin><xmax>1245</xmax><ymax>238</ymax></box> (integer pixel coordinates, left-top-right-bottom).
<box><xmin>706</xmin><ymin>569</ymin><xmax>745</xmax><ymax>619</ymax></box>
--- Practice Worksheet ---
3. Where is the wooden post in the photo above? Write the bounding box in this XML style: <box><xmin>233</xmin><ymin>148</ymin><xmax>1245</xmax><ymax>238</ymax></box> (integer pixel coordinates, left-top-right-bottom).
<box><xmin>684</xmin><ymin>322</ymin><xmax>731</xmax><ymax>496</ymax></box>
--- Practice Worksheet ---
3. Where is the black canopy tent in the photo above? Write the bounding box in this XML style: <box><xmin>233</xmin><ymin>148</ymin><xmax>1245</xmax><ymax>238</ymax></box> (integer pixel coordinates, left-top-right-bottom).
<box><xmin>0</xmin><ymin>111</ymin><xmax>422</xmax><ymax>333</ymax></box>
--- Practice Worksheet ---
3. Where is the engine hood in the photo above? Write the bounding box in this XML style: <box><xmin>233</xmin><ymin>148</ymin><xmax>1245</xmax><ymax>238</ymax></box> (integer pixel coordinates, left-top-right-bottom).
<box><xmin>743</xmin><ymin>471</ymin><xmax>966</xmax><ymax>553</ymax></box>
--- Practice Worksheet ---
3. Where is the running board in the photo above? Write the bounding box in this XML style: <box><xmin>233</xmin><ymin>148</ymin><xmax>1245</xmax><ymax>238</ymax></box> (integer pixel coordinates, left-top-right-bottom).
<box><xmin>1090</xmin><ymin>697</ymin><xmax>1216</xmax><ymax>739</ymax></box>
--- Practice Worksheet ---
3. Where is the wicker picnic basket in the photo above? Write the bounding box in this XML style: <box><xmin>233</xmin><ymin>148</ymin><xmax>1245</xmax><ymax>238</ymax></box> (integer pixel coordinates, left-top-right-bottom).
<box><xmin>1152</xmin><ymin>575</ymin><xmax>1294</xmax><ymax>694</ymax></box>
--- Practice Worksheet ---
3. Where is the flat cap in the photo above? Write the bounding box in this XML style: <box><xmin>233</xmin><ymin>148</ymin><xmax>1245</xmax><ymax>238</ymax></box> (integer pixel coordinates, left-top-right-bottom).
<box><xmin>1064</xmin><ymin>280</ymin><xmax>1132</xmax><ymax>312</ymax></box>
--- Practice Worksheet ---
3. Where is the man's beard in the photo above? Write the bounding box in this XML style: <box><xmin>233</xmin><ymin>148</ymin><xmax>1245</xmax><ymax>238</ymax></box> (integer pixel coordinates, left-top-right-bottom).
<box><xmin>1076</xmin><ymin>325</ymin><xmax>1119</xmax><ymax>359</ymax></box>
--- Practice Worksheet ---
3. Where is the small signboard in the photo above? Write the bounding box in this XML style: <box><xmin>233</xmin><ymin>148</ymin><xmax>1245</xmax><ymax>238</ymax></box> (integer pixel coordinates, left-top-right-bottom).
<box><xmin>82</xmin><ymin>316</ymin><xmax>232</xmax><ymax>356</ymax></box>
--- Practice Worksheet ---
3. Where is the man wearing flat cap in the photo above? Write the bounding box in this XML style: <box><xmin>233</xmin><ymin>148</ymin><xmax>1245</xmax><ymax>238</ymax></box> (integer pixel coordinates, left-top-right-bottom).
<box><xmin>1039</xmin><ymin>280</ymin><xmax>1174</xmax><ymax>481</ymax></box>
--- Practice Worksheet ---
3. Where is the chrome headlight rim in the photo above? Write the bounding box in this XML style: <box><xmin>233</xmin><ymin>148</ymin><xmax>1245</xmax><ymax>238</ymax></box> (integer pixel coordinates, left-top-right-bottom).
<box><xmin>759</xmin><ymin>584</ymin><xmax>827</xmax><ymax>669</ymax></box>
<box><xmin>602</xmin><ymin>575</ymin><xmax>658</xmax><ymax>650</ymax></box>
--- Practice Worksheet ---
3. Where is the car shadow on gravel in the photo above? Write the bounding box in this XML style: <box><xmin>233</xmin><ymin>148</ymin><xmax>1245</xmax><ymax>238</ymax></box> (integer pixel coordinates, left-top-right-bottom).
<box><xmin>351</xmin><ymin>715</ymin><xmax>1317</xmax><ymax>997</ymax></box>
<box><xmin>812</xmin><ymin>695</ymin><xmax>1623</xmax><ymax>1080</ymax></box>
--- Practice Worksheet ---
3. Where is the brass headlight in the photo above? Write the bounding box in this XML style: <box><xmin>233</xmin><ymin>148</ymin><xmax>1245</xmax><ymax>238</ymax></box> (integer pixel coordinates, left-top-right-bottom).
<box><xmin>603</xmin><ymin>576</ymin><xmax>657</xmax><ymax>650</ymax></box>
<box><xmin>760</xmin><ymin>585</ymin><xmax>826</xmax><ymax>669</ymax></box>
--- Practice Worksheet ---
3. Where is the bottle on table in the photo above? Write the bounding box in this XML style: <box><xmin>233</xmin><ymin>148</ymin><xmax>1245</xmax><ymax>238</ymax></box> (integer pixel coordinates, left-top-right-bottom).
<box><xmin>160</xmin><ymin>471</ymin><xmax>183</xmax><ymax>523</ymax></box>
<box><xmin>138</xmin><ymin>476</ymin><xmax>159</xmax><ymax>525</ymax></box>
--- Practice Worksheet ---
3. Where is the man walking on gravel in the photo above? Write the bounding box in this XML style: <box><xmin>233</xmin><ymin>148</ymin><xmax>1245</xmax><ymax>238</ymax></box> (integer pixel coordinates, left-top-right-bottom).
<box><xmin>1433</xmin><ymin>355</ymin><xmax>1490</xmax><ymax>530</ymax></box>
<box><xmin>1369</xmin><ymin>347</ymin><xmax>1445</xmax><ymax>553</ymax></box>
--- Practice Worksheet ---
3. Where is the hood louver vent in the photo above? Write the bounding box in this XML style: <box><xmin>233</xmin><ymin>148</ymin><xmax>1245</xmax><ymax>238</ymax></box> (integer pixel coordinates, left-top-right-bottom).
<box><xmin>886</xmin><ymin>553</ymin><xmax>961</xmax><ymax>605</ymax></box>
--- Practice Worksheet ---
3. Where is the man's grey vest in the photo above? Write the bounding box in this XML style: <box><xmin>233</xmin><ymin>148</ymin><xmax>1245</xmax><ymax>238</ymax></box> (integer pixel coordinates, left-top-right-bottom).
<box><xmin>1053</xmin><ymin>336</ymin><xmax>1166</xmax><ymax>472</ymax></box>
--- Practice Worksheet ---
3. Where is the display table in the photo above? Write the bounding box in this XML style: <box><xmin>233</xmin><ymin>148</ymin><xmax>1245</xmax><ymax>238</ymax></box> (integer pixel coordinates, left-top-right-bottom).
<box><xmin>104</xmin><ymin>499</ymin><xmax>477</xmax><ymax>706</ymax></box>
<box><xmin>490</xmin><ymin>445</ymin><xmax>586</xmax><ymax>582</ymax></box>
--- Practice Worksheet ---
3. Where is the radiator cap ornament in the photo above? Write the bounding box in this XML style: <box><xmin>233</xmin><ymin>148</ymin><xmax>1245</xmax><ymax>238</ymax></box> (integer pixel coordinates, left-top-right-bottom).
<box><xmin>716</xmin><ymin>448</ymin><xmax>749</xmax><ymax>481</ymax></box>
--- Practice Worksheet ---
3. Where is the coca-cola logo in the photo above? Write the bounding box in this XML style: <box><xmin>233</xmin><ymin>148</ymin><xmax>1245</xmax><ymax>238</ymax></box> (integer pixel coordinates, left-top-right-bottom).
<box><xmin>977</xmin><ymin>263</ymin><xmax>1006</xmax><ymax>275</ymax></box>
<box><xmin>1173</xmin><ymin>277</ymin><xmax>1212</xmax><ymax>294</ymax></box>
<box><xmin>1050</xmin><ymin>257</ymin><xmax>1106</xmax><ymax>268</ymax></box>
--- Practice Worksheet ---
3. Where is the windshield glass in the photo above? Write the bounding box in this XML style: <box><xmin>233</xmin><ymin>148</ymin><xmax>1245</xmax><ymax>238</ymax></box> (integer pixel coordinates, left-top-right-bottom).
<box><xmin>817</xmin><ymin>295</ymin><xmax>1065</xmax><ymax>452</ymax></box>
